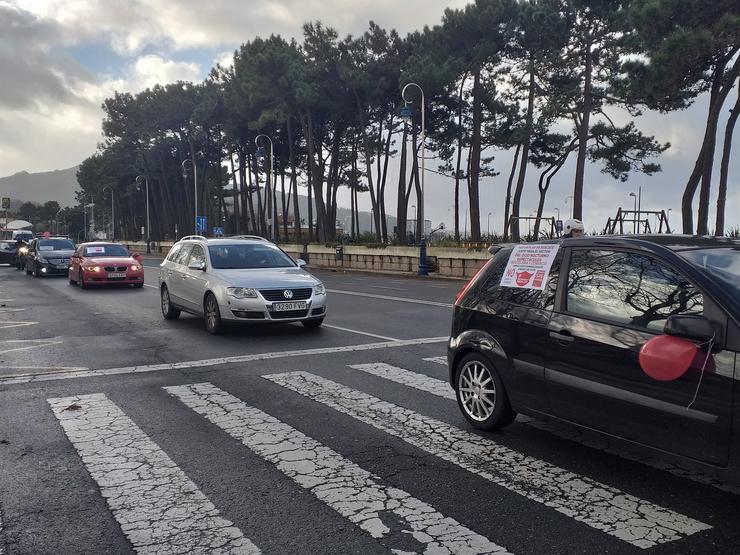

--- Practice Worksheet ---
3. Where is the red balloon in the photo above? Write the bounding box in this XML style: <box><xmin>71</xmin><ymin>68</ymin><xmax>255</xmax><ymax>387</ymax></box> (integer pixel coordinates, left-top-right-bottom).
<box><xmin>639</xmin><ymin>335</ymin><xmax>698</xmax><ymax>381</ymax></box>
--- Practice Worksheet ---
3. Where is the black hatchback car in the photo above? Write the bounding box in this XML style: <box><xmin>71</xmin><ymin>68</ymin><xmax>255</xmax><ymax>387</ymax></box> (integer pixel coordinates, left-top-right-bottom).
<box><xmin>449</xmin><ymin>235</ymin><xmax>740</xmax><ymax>468</ymax></box>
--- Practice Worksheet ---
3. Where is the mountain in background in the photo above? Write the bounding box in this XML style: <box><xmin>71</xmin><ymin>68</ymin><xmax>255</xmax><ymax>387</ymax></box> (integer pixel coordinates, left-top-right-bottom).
<box><xmin>0</xmin><ymin>166</ymin><xmax>79</xmax><ymax>208</ymax></box>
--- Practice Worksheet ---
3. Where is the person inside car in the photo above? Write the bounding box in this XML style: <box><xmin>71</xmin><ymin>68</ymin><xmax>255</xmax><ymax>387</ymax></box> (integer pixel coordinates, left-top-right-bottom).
<box><xmin>563</xmin><ymin>219</ymin><xmax>585</xmax><ymax>238</ymax></box>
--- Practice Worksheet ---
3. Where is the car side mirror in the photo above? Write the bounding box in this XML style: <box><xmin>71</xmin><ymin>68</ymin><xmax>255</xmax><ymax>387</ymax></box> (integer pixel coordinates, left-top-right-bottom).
<box><xmin>296</xmin><ymin>258</ymin><xmax>307</xmax><ymax>268</ymax></box>
<box><xmin>664</xmin><ymin>315</ymin><xmax>714</xmax><ymax>344</ymax></box>
<box><xmin>188</xmin><ymin>260</ymin><xmax>206</xmax><ymax>271</ymax></box>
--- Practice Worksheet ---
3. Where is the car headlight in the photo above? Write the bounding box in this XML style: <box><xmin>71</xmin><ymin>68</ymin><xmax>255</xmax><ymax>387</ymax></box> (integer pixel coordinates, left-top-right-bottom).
<box><xmin>130</xmin><ymin>264</ymin><xmax>141</xmax><ymax>271</ymax></box>
<box><xmin>313</xmin><ymin>283</ymin><xmax>326</xmax><ymax>296</ymax></box>
<box><xmin>227</xmin><ymin>287</ymin><xmax>258</xmax><ymax>299</ymax></box>
<box><xmin>85</xmin><ymin>265</ymin><xmax>102</xmax><ymax>273</ymax></box>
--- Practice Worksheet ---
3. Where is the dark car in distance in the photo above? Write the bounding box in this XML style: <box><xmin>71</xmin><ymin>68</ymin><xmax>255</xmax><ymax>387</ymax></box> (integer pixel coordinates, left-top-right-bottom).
<box><xmin>24</xmin><ymin>236</ymin><xmax>76</xmax><ymax>277</ymax></box>
<box><xmin>448</xmin><ymin>235</ymin><xmax>740</xmax><ymax>469</ymax></box>
<box><xmin>0</xmin><ymin>240</ymin><xmax>16</xmax><ymax>265</ymax></box>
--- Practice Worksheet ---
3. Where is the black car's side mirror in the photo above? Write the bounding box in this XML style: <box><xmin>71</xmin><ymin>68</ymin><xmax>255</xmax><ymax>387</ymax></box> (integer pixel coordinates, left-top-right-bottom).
<box><xmin>664</xmin><ymin>315</ymin><xmax>715</xmax><ymax>343</ymax></box>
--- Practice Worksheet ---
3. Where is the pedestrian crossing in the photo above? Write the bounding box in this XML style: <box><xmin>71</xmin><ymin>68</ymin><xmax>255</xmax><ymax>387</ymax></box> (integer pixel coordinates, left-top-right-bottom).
<box><xmin>1</xmin><ymin>356</ymin><xmax>724</xmax><ymax>554</ymax></box>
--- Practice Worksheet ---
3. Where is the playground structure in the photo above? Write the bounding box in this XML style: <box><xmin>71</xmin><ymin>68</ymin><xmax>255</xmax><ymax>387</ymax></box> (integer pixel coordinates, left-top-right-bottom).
<box><xmin>507</xmin><ymin>216</ymin><xmax>560</xmax><ymax>239</ymax></box>
<box><xmin>603</xmin><ymin>209</ymin><xmax>671</xmax><ymax>235</ymax></box>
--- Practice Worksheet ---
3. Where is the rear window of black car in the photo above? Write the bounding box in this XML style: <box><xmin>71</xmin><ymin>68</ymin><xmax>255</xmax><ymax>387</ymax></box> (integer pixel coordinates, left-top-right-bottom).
<box><xmin>0</xmin><ymin>241</ymin><xmax>15</xmax><ymax>251</ymax></box>
<box><xmin>38</xmin><ymin>239</ymin><xmax>74</xmax><ymax>251</ymax></box>
<box><xmin>479</xmin><ymin>248</ymin><xmax>560</xmax><ymax>310</ymax></box>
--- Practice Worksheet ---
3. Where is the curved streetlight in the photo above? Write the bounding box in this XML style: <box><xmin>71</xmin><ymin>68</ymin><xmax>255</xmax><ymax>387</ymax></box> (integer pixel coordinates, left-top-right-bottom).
<box><xmin>102</xmin><ymin>186</ymin><xmax>114</xmax><ymax>241</ymax></box>
<box><xmin>255</xmin><ymin>134</ymin><xmax>275</xmax><ymax>240</ymax></box>
<box><xmin>401</xmin><ymin>82</ymin><xmax>427</xmax><ymax>275</ymax></box>
<box><xmin>135</xmin><ymin>175</ymin><xmax>150</xmax><ymax>253</ymax></box>
<box><xmin>181</xmin><ymin>159</ymin><xmax>198</xmax><ymax>234</ymax></box>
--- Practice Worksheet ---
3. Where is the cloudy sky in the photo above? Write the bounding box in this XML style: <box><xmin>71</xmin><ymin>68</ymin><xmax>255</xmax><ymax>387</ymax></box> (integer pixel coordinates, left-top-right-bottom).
<box><xmin>1</xmin><ymin>0</ymin><xmax>738</xmax><ymax>234</ymax></box>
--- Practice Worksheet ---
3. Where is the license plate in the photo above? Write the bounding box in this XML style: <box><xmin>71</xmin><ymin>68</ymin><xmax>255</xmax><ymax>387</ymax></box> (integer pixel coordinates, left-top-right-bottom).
<box><xmin>271</xmin><ymin>301</ymin><xmax>306</xmax><ymax>311</ymax></box>
<box><xmin>107</xmin><ymin>272</ymin><xmax>127</xmax><ymax>278</ymax></box>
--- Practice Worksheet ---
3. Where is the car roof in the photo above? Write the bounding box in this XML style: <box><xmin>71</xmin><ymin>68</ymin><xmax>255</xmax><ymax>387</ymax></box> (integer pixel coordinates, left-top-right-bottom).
<box><xmin>492</xmin><ymin>235</ymin><xmax>740</xmax><ymax>252</ymax></box>
<box><xmin>178</xmin><ymin>236</ymin><xmax>274</xmax><ymax>246</ymax></box>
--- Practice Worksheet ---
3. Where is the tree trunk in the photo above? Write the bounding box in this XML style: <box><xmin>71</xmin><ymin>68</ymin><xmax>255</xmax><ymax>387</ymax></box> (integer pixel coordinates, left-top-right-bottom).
<box><xmin>469</xmin><ymin>68</ymin><xmax>483</xmax><ymax>241</ymax></box>
<box><xmin>395</xmin><ymin>124</ymin><xmax>410</xmax><ymax>242</ymax></box>
<box><xmin>454</xmin><ymin>73</ymin><xmax>468</xmax><ymax>243</ymax></box>
<box><xmin>503</xmin><ymin>144</ymin><xmax>521</xmax><ymax>240</ymax></box>
<box><xmin>511</xmin><ymin>57</ymin><xmax>536</xmax><ymax>242</ymax></box>
<box><xmin>301</xmin><ymin>109</ymin><xmax>328</xmax><ymax>242</ymax></box>
<box><xmin>573</xmin><ymin>32</ymin><xmax>593</xmax><ymax>221</ymax></box>
<box><xmin>715</xmin><ymin>83</ymin><xmax>740</xmax><ymax>236</ymax></box>
<box><xmin>285</xmin><ymin>116</ymin><xmax>302</xmax><ymax>243</ymax></box>
<box><xmin>353</xmin><ymin>90</ymin><xmax>378</xmax><ymax>241</ymax></box>
<box><xmin>682</xmin><ymin>55</ymin><xmax>740</xmax><ymax>233</ymax></box>
<box><xmin>380</xmin><ymin>114</ymin><xmax>394</xmax><ymax>242</ymax></box>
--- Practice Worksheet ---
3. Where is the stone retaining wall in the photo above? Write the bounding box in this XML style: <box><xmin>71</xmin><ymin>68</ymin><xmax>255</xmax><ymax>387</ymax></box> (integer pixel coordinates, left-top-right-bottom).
<box><xmin>121</xmin><ymin>241</ymin><xmax>489</xmax><ymax>279</ymax></box>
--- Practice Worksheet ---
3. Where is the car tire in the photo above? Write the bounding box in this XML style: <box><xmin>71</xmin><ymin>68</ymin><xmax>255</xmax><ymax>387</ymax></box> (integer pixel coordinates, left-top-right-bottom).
<box><xmin>302</xmin><ymin>318</ymin><xmax>324</xmax><ymax>328</ymax></box>
<box><xmin>33</xmin><ymin>263</ymin><xmax>41</xmax><ymax>278</ymax></box>
<box><xmin>160</xmin><ymin>286</ymin><xmax>180</xmax><ymax>320</ymax></box>
<box><xmin>133</xmin><ymin>283</ymin><xmax>144</xmax><ymax>288</ymax></box>
<box><xmin>455</xmin><ymin>352</ymin><xmax>516</xmax><ymax>431</ymax></box>
<box><xmin>78</xmin><ymin>270</ymin><xmax>88</xmax><ymax>289</ymax></box>
<box><xmin>204</xmin><ymin>293</ymin><xmax>223</xmax><ymax>334</ymax></box>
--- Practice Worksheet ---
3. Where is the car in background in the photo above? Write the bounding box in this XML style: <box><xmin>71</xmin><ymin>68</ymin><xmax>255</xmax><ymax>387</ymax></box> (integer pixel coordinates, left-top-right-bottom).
<box><xmin>24</xmin><ymin>236</ymin><xmax>76</xmax><ymax>277</ymax></box>
<box><xmin>448</xmin><ymin>235</ymin><xmax>740</xmax><ymax>469</ymax></box>
<box><xmin>0</xmin><ymin>240</ymin><xmax>15</xmax><ymax>265</ymax></box>
<box><xmin>68</xmin><ymin>242</ymin><xmax>144</xmax><ymax>289</ymax></box>
<box><xmin>159</xmin><ymin>235</ymin><xmax>326</xmax><ymax>333</ymax></box>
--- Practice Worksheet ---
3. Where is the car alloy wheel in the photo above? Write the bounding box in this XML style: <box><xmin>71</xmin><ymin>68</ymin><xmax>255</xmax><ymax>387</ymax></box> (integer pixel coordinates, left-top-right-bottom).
<box><xmin>458</xmin><ymin>360</ymin><xmax>497</xmax><ymax>422</ymax></box>
<box><xmin>455</xmin><ymin>353</ymin><xmax>515</xmax><ymax>431</ymax></box>
<box><xmin>204</xmin><ymin>293</ymin><xmax>222</xmax><ymax>334</ymax></box>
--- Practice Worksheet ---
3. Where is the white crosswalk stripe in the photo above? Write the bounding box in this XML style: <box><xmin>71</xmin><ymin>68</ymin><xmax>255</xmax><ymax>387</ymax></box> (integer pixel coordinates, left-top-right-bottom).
<box><xmin>350</xmin><ymin>360</ymin><xmax>740</xmax><ymax>495</ymax></box>
<box><xmin>423</xmin><ymin>356</ymin><xmax>447</xmax><ymax>366</ymax></box>
<box><xmin>166</xmin><ymin>382</ymin><xmax>512</xmax><ymax>555</ymax></box>
<box><xmin>264</xmin><ymin>371</ymin><xmax>711</xmax><ymax>549</ymax></box>
<box><xmin>48</xmin><ymin>393</ymin><xmax>260</xmax><ymax>555</ymax></box>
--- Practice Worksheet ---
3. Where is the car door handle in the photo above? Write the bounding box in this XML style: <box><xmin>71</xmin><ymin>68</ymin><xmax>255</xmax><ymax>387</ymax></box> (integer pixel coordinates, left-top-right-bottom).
<box><xmin>549</xmin><ymin>330</ymin><xmax>575</xmax><ymax>344</ymax></box>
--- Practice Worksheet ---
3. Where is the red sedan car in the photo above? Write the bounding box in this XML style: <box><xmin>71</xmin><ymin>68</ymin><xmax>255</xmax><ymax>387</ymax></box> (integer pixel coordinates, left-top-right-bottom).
<box><xmin>68</xmin><ymin>242</ymin><xmax>145</xmax><ymax>289</ymax></box>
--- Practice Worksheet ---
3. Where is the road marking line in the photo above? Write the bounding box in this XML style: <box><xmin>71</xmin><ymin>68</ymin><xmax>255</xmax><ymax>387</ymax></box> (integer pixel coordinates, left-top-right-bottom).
<box><xmin>326</xmin><ymin>289</ymin><xmax>453</xmax><ymax>308</ymax></box>
<box><xmin>322</xmin><ymin>324</ymin><xmax>401</xmax><ymax>342</ymax></box>
<box><xmin>143</xmin><ymin>284</ymin><xmax>158</xmax><ymax>289</ymax></box>
<box><xmin>48</xmin><ymin>393</ymin><xmax>259</xmax><ymax>554</ymax></box>
<box><xmin>0</xmin><ymin>366</ymin><xmax>88</xmax><ymax>373</ymax></box>
<box><xmin>0</xmin><ymin>340</ymin><xmax>63</xmax><ymax>355</ymax></box>
<box><xmin>166</xmin><ymin>382</ymin><xmax>510</xmax><ymax>554</ymax></box>
<box><xmin>423</xmin><ymin>356</ymin><xmax>447</xmax><ymax>365</ymax></box>
<box><xmin>0</xmin><ymin>308</ymin><xmax>24</xmax><ymax>312</ymax></box>
<box><xmin>0</xmin><ymin>299</ymin><xmax>15</xmax><ymax>302</ymax></box>
<box><xmin>0</xmin><ymin>321</ymin><xmax>36</xmax><ymax>329</ymax></box>
<box><xmin>264</xmin><ymin>371</ymin><xmax>711</xmax><ymax>549</ymax></box>
<box><xmin>0</xmin><ymin>337</ymin><xmax>448</xmax><ymax>385</ymax></box>
<box><xmin>349</xmin><ymin>363</ymin><xmax>454</xmax><ymax>398</ymax></box>
<box><xmin>370</xmin><ymin>361</ymin><xmax>740</xmax><ymax>496</ymax></box>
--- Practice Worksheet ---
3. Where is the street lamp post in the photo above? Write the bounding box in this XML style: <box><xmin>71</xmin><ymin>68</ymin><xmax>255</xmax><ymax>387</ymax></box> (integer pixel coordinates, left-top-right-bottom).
<box><xmin>402</xmin><ymin>82</ymin><xmax>427</xmax><ymax>275</ymax></box>
<box><xmin>667</xmin><ymin>208</ymin><xmax>672</xmax><ymax>231</ymax></box>
<box><xmin>102</xmin><ymin>186</ymin><xmax>114</xmax><ymax>241</ymax></box>
<box><xmin>255</xmin><ymin>134</ymin><xmax>275</xmax><ymax>241</ymax></box>
<box><xmin>136</xmin><ymin>175</ymin><xmax>150</xmax><ymax>253</ymax></box>
<box><xmin>412</xmin><ymin>204</ymin><xmax>417</xmax><ymax>242</ymax></box>
<box><xmin>487</xmin><ymin>212</ymin><xmax>492</xmax><ymax>237</ymax></box>
<box><xmin>181</xmin><ymin>159</ymin><xmax>197</xmax><ymax>234</ymax></box>
<box><xmin>629</xmin><ymin>192</ymin><xmax>637</xmax><ymax>233</ymax></box>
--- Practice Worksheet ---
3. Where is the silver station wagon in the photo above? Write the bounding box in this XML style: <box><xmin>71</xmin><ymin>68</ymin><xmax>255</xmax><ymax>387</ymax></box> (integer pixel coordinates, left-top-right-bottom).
<box><xmin>159</xmin><ymin>235</ymin><xmax>327</xmax><ymax>334</ymax></box>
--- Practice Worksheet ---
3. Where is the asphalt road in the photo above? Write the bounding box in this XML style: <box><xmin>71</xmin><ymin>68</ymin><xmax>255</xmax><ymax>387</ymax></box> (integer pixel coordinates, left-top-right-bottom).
<box><xmin>1</xmin><ymin>262</ymin><xmax>739</xmax><ymax>554</ymax></box>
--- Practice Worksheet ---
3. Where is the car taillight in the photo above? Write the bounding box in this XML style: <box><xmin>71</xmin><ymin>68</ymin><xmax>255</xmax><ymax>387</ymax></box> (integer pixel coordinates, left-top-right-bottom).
<box><xmin>454</xmin><ymin>260</ymin><xmax>491</xmax><ymax>306</ymax></box>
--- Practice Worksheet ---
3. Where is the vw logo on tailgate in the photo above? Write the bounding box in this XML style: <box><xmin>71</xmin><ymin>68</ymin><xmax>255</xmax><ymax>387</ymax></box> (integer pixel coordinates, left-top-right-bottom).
<box><xmin>283</xmin><ymin>289</ymin><xmax>294</xmax><ymax>299</ymax></box>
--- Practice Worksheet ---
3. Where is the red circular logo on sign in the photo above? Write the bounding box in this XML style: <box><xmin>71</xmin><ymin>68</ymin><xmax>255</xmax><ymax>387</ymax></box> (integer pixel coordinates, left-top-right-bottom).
<box><xmin>515</xmin><ymin>271</ymin><xmax>533</xmax><ymax>287</ymax></box>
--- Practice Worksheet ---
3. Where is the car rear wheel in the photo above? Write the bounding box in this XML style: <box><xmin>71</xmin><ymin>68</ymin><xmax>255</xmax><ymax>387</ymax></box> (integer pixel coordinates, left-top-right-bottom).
<box><xmin>204</xmin><ymin>293</ymin><xmax>223</xmax><ymax>334</ymax></box>
<box><xmin>302</xmin><ymin>318</ymin><xmax>324</xmax><ymax>328</ymax></box>
<box><xmin>455</xmin><ymin>353</ymin><xmax>515</xmax><ymax>431</ymax></box>
<box><xmin>161</xmin><ymin>286</ymin><xmax>180</xmax><ymax>320</ymax></box>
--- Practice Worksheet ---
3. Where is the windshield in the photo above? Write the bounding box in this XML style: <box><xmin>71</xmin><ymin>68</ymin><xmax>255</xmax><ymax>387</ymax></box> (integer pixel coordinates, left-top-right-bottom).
<box><xmin>208</xmin><ymin>244</ymin><xmax>296</xmax><ymax>270</ymax></box>
<box><xmin>38</xmin><ymin>239</ymin><xmax>75</xmax><ymax>251</ymax></box>
<box><xmin>679</xmin><ymin>248</ymin><xmax>740</xmax><ymax>300</ymax></box>
<box><xmin>0</xmin><ymin>241</ymin><xmax>15</xmax><ymax>252</ymax></box>
<box><xmin>84</xmin><ymin>244</ymin><xmax>129</xmax><ymax>257</ymax></box>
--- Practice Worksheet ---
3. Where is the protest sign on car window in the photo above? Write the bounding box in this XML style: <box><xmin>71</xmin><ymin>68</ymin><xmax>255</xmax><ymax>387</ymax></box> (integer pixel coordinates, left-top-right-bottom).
<box><xmin>500</xmin><ymin>244</ymin><xmax>559</xmax><ymax>290</ymax></box>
